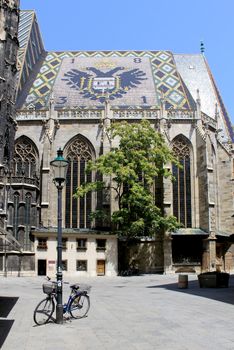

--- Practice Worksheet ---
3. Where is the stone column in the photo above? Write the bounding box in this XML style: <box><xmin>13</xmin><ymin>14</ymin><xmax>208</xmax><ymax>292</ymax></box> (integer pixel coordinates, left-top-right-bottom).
<box><xmin>0</xmin><ymin>0</ymin><xmax>19</xmax><ymax>166</ymax></box>
<box><xmin>100</xmin><ymin>99</ymin><xmax>113</xmax><ymax>226</ymax></box>
<box><xmin>41</xmin><ymin>99</ymin><xmax>59</xmax><ymax>227</ymax></box>
<box><xmin>206</xmin><ymin>231</ymin><xmax>217</xmax><ymax>272</ymax></box>
<box><xmin>163</xmin><ymin>233</ymin><xmax>173</xmax><ymax>273</ymax></box>
<box><xmin>163</xmin><ymin>162</ymin><xmax>174</xmax><ymax>273</ymax></box>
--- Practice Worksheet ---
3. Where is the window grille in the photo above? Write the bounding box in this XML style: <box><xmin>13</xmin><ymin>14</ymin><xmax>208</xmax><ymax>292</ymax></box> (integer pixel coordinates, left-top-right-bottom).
<box><xmin>76</xmin><ymin>260</ymin><xmax>87</xmax><ymax>271</ymax></box>
<box><xmin>77</xmin><ymin>238</ymin><xmax>87</xmax><ymax>250</ymax></box>
<box><xmin>62</xmin><ymin>238</ymin><xmax>67</xmax><ymax>250</ymax></box>
<box><xmin>37</xmin><ymin>237</ymin><xmax>47</xmax><ymax>250</ymax></box>
<box><xmin>96</xmin><ymin>239</ymin><xmax>106</xmax><ymax>251</ymax></box>
<box><xmin>62</xmin><ymin>260</ymin><xmax>67</xmax><ymax>271</ymax></box>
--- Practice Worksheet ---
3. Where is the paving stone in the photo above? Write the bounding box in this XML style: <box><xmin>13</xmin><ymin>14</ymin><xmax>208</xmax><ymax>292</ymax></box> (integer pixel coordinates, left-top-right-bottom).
<box><xmin>1</xmin><ymin>275</ymin><xmax>234</xmax><ymax>349</ymax></box>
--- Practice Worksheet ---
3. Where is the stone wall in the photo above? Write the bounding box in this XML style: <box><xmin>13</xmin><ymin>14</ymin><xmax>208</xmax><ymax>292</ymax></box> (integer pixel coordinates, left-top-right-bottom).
<box><xmin>196</xmin><ymin>132</ymin><xmax>209</xmax><ymax>231</ymax></box>
<box><xmin>217</xmin><ymin>145</ymin><xmax>233</xmax><ymax>233</ymax></box>
<box><xmin>0</xmin><ymin>0</ymin><xmax>19</xmax><ymax>167</ymax></box>
<box><xmin>119</xmin><ymin>236</ymin><xmax>164</xmax><ymax>274</ymax></box>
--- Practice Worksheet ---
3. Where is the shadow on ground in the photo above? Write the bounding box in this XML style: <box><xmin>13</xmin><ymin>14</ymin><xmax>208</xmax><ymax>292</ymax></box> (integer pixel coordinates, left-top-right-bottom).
<box><xmin>0</xmin><ymin>297</ymin><xmax>18</xmax><ymax>317</ymax></box>
<box><xmin>0</xmin><ymin>296</ymin><xmax>18</xmax><ymax>348</ymax></box>
<box><xmin>147</xmin><ymin>275</ymin><xmax>234</xmax><ymax>305</ymax></box>
<box><xmin>0</xmin><ymin>320</ymin><xmax>14</xmax><ymax>348</ymax></box>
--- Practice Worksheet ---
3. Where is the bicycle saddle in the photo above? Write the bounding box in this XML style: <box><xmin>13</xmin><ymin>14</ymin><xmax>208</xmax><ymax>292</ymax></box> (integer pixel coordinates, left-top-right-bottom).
<box><xmin>70</xmin><ymin>284</ymin><xmax>80</xmax><ymax>290</ymax></box>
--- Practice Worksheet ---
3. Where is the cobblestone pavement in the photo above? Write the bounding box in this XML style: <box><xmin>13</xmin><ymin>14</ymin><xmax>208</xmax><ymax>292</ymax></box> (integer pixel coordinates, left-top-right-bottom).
<box><xmin>1</xmin><ymin>274</ymin><xmax>234</xmax><ymax>350</ymax></box>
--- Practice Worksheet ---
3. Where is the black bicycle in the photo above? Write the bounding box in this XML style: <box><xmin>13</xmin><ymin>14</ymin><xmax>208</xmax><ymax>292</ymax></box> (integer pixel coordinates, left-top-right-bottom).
<box><xmin>33</xmin><ymin>280</ymin><xmax>91</xmax><ymax>325</ymax></box>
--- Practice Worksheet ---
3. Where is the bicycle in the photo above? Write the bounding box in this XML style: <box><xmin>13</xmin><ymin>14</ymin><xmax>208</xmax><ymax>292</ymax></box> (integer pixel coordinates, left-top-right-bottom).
<box><xmin>33</xmin><ymin>279</ymin><xmax>91</xmax><ymax>325</ymax></box>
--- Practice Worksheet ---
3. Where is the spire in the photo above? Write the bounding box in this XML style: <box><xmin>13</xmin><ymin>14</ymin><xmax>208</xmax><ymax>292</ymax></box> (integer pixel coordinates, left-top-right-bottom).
<box><xmin>196</xmin><ymin>89</ymin><xmax>201</xmax><ymax>119</ymax></box>
<box><xmin>215</xmin><ymin>103</ymin><xmax>219</xmax><ymax>121</ymax></box>
<box><xmin>196</xmin><ymin>89</ymin><xmax>201</xmax><ymax>105</ymax></box>
<box><xmin>200</xmin><ymin>41</ymin><xmax>205</xmax><ymax>55</ymax></box>
<box><xmin>49</xmin><ymin>92</ymin><xmax>55</xmax><ymax>114</ymax></box>
<box><xmin>160</xmin><ymin>92</ymin><xmax>165</xmax><ymax>114</ymax></box>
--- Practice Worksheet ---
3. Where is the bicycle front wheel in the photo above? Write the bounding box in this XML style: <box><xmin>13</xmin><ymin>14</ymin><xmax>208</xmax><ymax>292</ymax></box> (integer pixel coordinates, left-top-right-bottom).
<box><xmin>69</xmin><ymin>294</ymin><xmax>90</xmax><ymax>319</ymax></box>
<box><xmin>33</xmin><ymin>297</ymin><xmax>55</xmax><ymax>325</ymax></box>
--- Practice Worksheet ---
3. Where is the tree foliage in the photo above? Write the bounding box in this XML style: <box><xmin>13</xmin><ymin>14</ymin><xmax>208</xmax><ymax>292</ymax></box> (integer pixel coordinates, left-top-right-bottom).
<box><xmin>74</xmin><ymin>120</ymin><xmax>180</xmax><ymax>238</ymax></box>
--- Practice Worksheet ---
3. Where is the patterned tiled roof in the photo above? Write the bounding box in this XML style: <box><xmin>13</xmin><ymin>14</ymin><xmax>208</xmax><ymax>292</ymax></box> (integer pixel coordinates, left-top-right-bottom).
<box><xmin>18</xmin><ymin>11</ymin><xmax>34</xmax><ymax>48</ymax></box>
<box><xmin>174</xmin><ymin>54</ymin><xmax>234</xmax><ymax>142</ymax></box>
<box><xmin>205</xmin><ymin>60</ymin><xmax>234</xmax><ymax>143</ymax></box>
<box><xmin>16</xmin><ymin>11</ymin><xmax>233</xmax><ymax>143</ymax></box>
<box><xmin>17</xmin><ymin>10</ymin><xmax>45</xmax><ymax>98</ymax></box>
<box><xmin>18</xmin><ymin>11</ymin><xmax>34</xmax><ymax>66</ymax></box>
<box><xmin>21</xmin><ymin>50</ymin><xmax>194</xmax><ymax>110</ymax></box>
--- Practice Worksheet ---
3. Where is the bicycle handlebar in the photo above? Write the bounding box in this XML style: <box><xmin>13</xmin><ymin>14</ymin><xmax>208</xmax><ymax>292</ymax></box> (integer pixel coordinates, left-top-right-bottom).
<box><xmin>45</xmin><ymin>276</ymin><xmax>69</xmax><ymax>285</ymax></box>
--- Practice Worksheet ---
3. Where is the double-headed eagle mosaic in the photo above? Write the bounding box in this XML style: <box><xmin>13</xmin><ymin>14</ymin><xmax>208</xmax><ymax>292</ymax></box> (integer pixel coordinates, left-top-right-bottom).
<box><xmin>62</xmin><ymin>67</ymin><xmax>147</xmax><ymax>102</ymax></box>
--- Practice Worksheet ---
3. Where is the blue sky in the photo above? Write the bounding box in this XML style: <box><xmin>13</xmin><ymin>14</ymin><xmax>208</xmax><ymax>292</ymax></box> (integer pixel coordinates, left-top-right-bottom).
<box><xmin>21</xmin><ymin>0</ymin><xmax>234</xmax><ymax>124</ymax></box>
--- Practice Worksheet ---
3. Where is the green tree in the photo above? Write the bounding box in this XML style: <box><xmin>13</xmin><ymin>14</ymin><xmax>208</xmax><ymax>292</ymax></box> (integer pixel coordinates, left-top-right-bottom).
<box><xmin>74</xmin><ymin>120</ymin><xmax>180</xmax><ymax>239</ymax></box>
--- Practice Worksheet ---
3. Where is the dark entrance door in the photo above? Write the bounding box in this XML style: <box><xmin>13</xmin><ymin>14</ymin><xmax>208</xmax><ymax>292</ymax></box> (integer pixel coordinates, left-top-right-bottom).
<box><xmin>37</xmin><ymin>259</ymin><xmax>46</xmax><ymax>276</ymax></box>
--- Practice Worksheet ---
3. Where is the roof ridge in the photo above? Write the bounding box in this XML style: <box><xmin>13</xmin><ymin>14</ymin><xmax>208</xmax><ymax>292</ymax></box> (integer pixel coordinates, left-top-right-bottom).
<box><xmin>204</xmin><ymin>57</ymin><xmax>234</xmax><ymax>142</ymax></box>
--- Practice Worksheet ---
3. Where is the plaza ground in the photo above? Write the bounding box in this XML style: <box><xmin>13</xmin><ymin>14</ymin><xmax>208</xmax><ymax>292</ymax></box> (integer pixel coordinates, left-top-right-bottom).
<box><xmin>1</xmin><ymin>274</ymin><xmax>234</xmax><ymax>350</ymax></box>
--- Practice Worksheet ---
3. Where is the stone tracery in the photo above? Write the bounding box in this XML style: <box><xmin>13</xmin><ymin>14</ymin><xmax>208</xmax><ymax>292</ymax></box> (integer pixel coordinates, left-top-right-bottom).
<box><xmin>13</xmin><ymin>137</ymin><xmax>38</xmax><ymax>177</ymax></box>
<box><xmin>65</xmin><ymin>136</ymin><xmax>94</xmax><ymax>229</ymax></box>
<box><xmin>172</xmin><ymin>135</ymin><xmax>192</xmax><ymax>228</ymax></box>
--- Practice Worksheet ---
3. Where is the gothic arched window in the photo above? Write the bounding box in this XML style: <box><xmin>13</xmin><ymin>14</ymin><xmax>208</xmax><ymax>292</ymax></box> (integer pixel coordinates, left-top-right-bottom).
<box><xmin>172</xmin><ymin>135</ymin><xmax>192</xmax><ymax>228</ymax></box>
<box><xmin>25</xmin><ymin>193</ymin><xmax>32</xmax><ymax>250</ymax></box>
<box><xmin>13</xmin><ymin>192</ymin><xmax>19</xmax><ymax>239</ymax></box>
<box><xmin>13</xmin><ymin>137</ymin><xmax>38</xmax><ymax>177</ymax></box>
<box><xmin>65</xmin><ymin>136</ymin><xmax>95</xmax><ymax>229</ymax></box>
<box><xmin>25</xmin><ymin>193</ymin><xmax>32</xmax><ymax>226</ymax></box>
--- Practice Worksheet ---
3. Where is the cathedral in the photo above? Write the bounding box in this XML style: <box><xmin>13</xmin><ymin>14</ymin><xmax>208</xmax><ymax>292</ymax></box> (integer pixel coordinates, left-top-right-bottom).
<box><xmin>0</xmin><ymin>1</ymin><xmax>233</xmax><ymax>276</ymax></box>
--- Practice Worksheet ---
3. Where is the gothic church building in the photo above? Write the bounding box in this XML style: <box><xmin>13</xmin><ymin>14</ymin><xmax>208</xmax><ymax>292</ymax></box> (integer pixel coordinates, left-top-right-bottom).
<box><xmin>0</xmin><ymin>4</ymin><xmax>233</xmax><ymax>276</ymax></box>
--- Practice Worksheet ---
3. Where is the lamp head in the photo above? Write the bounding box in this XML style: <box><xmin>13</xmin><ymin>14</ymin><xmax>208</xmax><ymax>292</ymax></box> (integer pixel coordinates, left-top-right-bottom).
<box><xmin>50</xmin><ymin>148</ymin><xmax>69</xmax><ymax>187</ymax></box>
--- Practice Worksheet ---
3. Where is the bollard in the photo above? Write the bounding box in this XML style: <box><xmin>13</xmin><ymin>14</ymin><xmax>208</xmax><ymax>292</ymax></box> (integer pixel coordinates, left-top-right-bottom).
<box><xmin>178</xmin><ymin>274</ymin><xmax>188</xmax><ymax>289</ymax></box>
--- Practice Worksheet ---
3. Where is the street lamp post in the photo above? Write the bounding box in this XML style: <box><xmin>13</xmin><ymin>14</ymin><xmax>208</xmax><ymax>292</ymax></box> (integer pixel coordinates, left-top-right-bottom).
<box><xmin>50</xmin><ymin>148</ymin><xmax>69</xmax><ymax>324</ymax></box>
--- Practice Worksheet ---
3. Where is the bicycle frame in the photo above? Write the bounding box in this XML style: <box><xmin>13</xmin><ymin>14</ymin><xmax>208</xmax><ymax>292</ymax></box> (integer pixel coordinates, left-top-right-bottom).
<box><xmin>63</xmin><ymin>292</ymin><xmax>74</xmax><ymax>313</ymax></box>
<box><xmin>34</xmin><ymin>280</ymin><xmax>90</xmax><ymax>325</ymax></box>
<box><xmin>63</xmin><ymin>289</ymin><xmax>85</xmax><ymax>313</ymax></box>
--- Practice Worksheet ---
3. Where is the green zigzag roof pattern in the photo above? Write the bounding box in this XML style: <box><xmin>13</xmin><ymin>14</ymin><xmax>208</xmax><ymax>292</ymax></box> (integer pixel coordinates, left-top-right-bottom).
<box><xmin>23</xmin><ymin>51</ymin><xmax>192</xmax><ymax>110</ymax></box>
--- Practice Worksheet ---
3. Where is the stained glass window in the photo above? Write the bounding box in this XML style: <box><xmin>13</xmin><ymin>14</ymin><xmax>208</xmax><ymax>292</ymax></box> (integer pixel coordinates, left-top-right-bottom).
<box><xmin>172</xmin><ymin>135</ymin><xmax>192</xmax><ymax>228</ymax></box>
<box><xmin>65</xmin><ymin>136</ymin><xmax>94</xmax><ymax>229</ymax></box>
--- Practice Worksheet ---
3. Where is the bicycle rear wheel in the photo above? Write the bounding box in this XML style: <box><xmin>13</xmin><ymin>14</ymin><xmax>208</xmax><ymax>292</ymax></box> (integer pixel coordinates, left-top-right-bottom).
<box><xmin>69</xmin><ymin>293</ymin><xmax>90</xmax><ymax>319</ymax></box>
<box><xmin>33</xmin><ymin>297</ymin><xmax>55</xmax><ymax>325</ymax></box>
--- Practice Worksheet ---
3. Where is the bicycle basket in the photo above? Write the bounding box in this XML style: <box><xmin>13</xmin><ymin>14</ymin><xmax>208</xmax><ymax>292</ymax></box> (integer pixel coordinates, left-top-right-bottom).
<box><xmin>70</xmin><ymin>283</ymin><xmax>91</xmax><ymax>293</ymax></box>
<box><xmin>43</xmin><ymin>282</ymin><xmax>57</xmax><ymax>295</ymax></box>
<box><xmin>78</xmin><ymin>284</ymin><xmax>92</xmax><ymax>293</ymax></box>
